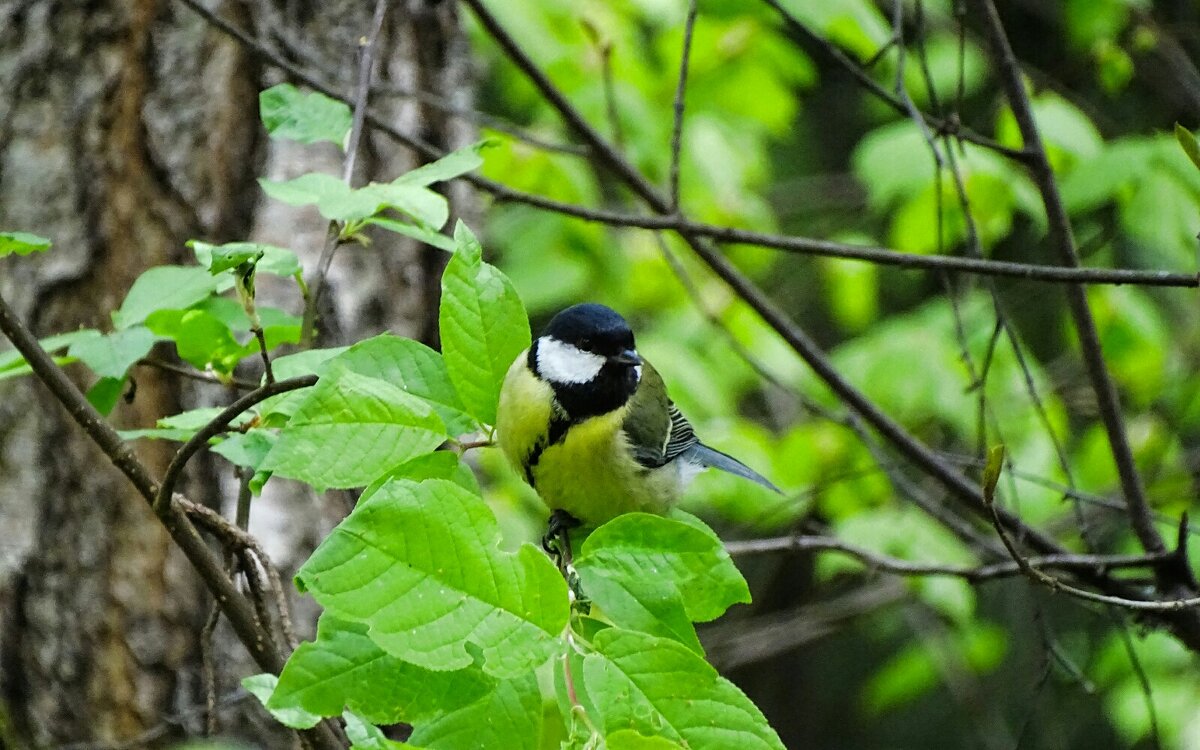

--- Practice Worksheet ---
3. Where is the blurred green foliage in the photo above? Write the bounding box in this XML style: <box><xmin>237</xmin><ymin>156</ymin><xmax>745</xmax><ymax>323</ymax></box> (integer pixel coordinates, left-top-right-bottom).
<box><xmin>463</xmin><ymin>0</ymin><xmax>1200</xmax><ymax>747</ymax></box>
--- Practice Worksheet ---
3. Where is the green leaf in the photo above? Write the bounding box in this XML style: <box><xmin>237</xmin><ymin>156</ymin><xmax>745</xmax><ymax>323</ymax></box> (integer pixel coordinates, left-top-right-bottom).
<box><xmin>190</xmin><ymin>240</ymin><xmax>303</xmax><ymax>278</ymax></box>
<box><xmin>296</xmin><ymin>478</ymin><xmax>569</xmax><ymax>677</ymax></box>
<box><xmin>257</xmin><ymin>347</ymin><xmax>348</xmax><ymax>422</ymax></box>
<box><xmin>268</xmin><ymin>615</ymin><xmax>491</xmax><ymax>728</ymax></box>
<box><xmin>343</xmin><ymin>713</ymin><xmax>415</xmax><ymax>750</ymax></box>
<box><xmin>365</xmin><ymin>217</ymin><xmax>456</xmax><ymax>252</ymax></box>
<box><xmin>86</xmin><ymin>377</ymin><xmax>126</xmax><ymax>416</ymax></box>
<box><xmin>395</xmin><ymin>141</ymin><xmax>491</xmax><ymax>187</ymax></box>
<box><xmin>580</xmin><ymin>628</ymin><xmax>784</xmax><ymax>749</ymax></box>
<box><xmin>211</xmin><ymin>430</ymin><xmax>277</xmax><ymax>469</ymax></box>
<box><xmin>271</xmin><ymin>347</ymin><xmax>349</xmax><ymax>380</ymax></box>
<box><xmin>243</xmin><ymin>673</ymin><xmax>323</xmax><ymax>729</ymax></box>
<box><xmin>1175</xmin><ymin>123</ymin><xmax>1200</xmax><ymax>171</ymax></box>
<box><xmin>373</xmin><ymin>182</ymin><xmax>449</xmax><ymax>229</ymax></box>
<box><xmin>149</xmin><ymin>309</ymin><xmax>246</xmax><ymax>375</ymax></box>
<box><xmin>260</xmin><ymin>172</ymin><xmax>347</xmax><ymax>209</ymax></box>
<box><xmin>326</xmin><ymin>334</ymin><xmax>477</xmax><ymax>435</ymax></box>
<box><xmin>260</xmin><ymin>83</ymin><xmax>352</xmax><ymax>146</ymax></box>
<box><xmin>0</xmin><ymin>231</ymin><xmax>51</xmax><ymax>257</ymax></box>
<box><xmin>359</xmin><ymin>451</ymin><xmax>481</xmax><ymax>504</ymax></box>
<box><xmin>576</xmin><ymin>512</ymin><xmax>750</xmax><ymax>623</ymax></box>
<box><xmin>438</xmin><ymin>222</ymin><xmax>530</xmax><ymax>425</ymax></box>
<box><xmin>0</xmin><ymin>330</ymin><xmax>97</xmax><ymax>373</ymax></box>
<box><xmin>574</xmin><ymin>569</ymin><xmax>702</xmax><ymax>655</ymax></box>
<box><xmin>408</xmin><ymin>673</ymin><xmax>542</xmax><ymax>750</ymax></box>
<box><xmin>117</xmin><ymin>427</ymin><xmax>197</xmax><ymax>442</ymax></box>
<box><xmin>607</xmin><ymin>731</ymin><xmax>686</xmax><ymax>750</ymax></box>
<box><xmin>68</xmin><ymin>326</ymin><xmax>156</xmax><ymax>379</ymax></box>
<box><xmin>113</xmin><ymin>266</ymin><xmax>222</xmax><ymax>330</ymax></box>
<box><xmin>260</xmin><ymin>174</ymin><xmax>447</xmax><ymax>225</ymax></box>
<box><xmin>118</xmin><ymin>407</ymin><xmax>254</xmax><ymax>442</ymax></box>
<box><xmin>260</xmin><ymin>370</ymin><xmax>445</xmax><ymax>490</ymax></box>
<box><xmin>195</xmin><ymin>243</ymin><xmax>262</xmax><ymax>275</ymax></box>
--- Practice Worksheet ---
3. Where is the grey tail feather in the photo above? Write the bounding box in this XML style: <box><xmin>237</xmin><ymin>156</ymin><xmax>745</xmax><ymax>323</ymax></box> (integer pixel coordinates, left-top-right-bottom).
<box><xmin>686</xmin><ymin>443</ymin><xmax>781</xmax><ymax>494</ymax></box>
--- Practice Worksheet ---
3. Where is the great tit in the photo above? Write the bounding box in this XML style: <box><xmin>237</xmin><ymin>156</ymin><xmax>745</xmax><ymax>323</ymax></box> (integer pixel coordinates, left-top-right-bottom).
<box><xmin>496</xmin><ymin>303</ymin><xmax>779</xmax><ymax>527</ymax></box>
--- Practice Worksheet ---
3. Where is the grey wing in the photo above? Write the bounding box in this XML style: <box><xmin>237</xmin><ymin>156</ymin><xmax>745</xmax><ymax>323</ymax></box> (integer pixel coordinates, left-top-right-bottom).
<box><xmin>627</xmin><ymin>400</ymin><xmax>698</xmax><ymax>469</ymax></box>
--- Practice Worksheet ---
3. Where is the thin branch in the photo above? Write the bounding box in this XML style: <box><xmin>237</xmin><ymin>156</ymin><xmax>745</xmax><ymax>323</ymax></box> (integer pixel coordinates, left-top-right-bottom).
<box><xmin>512</xmin><ymin>209</ymin><xmax>1199</xmax><ymax>287</ymax></box>
<box><xmin>759</xmin><ymin>0</ymin><xmax>1032</xmax><ymax>162</ymax></box>
<box><xmin>370</xmin><ymin>81</ymin><xmax>590</xmax><ymax>156</ymax></box>
<box><xmin>724</xmin><ymin>533</ymin><xmax>1174</xmax><ymax>583</ymax></box>
<box><xmin>181</xmin><ymin>497</ymin><xmax>299</xmax><ymax>650</ymax></box>
<box><xmin>969</xmin><ymin>0</ymin><xmax>1195</xmax><ymax>609</ymax></box>
<box><xmin>252</xmin><ymin>326</ymin><xmax>274</xmax><ymax>384</ymax></box>
<box><xmin>136</xmin><ymin>357</ymin><xmax>258</xmax><ymax>389</ymax></box>
<box><xmin>668</xmin><ymin>0</ymin><xmax>698</xmax><ymax>212</ymax></box>
<box><xmin>342</xmin><ymin>0</ymin><xmax>389</xmax><ymax>185</ymax></box>
<box><xmin>200</xmin><ymin>604</ymin><xmax>223</xmax><ymax>735</ymax></box>
<box><xmin>0</xmin><ymin>293</ymin><xmax>343</xmax><ymax>750</ymax></box>
<box><xmin>302</xmin><ymin>0</ymin><xmax>389</xmax><ymax>345</ymax></box>
<box><xmin>982</xmin><ymin>452</ymin><xmax>1200</xmax><ymax>612</ymax></box>
<box><xmin>153</xmin><ymin>375</ymin><xmax>318</xmax><ymax>515</ymax></box>
<box><xmin>170</xmin><ymin>0</ymin><xmax>1200</xmax><ymax>290</ymax></box>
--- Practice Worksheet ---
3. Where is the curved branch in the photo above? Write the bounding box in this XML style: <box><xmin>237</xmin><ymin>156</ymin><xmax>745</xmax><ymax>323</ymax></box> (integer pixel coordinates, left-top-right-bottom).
<box><xmin>153</xmin><ymin>375</ymin><xmax>318</xmax><ymax>515</ymax></box>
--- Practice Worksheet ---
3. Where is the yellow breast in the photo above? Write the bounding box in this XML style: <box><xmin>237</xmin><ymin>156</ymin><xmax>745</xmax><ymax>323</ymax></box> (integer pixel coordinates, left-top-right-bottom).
<box><xmin>495</xmin><ymin>353</ymin><xmax>683</xmax><ymax>526</ymax></box>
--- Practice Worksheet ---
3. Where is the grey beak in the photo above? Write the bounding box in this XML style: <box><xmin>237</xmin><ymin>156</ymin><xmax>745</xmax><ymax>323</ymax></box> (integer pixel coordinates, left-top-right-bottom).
<box><xmin>610</xmin><ymin>349</ymin><xmax>642</xmax><ymax>366</ymax></box>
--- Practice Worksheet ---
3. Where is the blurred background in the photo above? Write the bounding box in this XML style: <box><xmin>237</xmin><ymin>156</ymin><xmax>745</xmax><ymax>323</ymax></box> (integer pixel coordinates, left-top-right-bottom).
<box><xmin>2</xmin><ymin>0</ymin><xmax>1200</xmax><ymax>748</ymax></box>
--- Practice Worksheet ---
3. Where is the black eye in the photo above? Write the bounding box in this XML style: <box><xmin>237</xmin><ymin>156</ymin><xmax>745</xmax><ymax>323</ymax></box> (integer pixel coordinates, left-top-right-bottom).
<box><xmin>578</xmin><ymin>338</ymin><xmax>593</xmax><ymax>350</ymax></box>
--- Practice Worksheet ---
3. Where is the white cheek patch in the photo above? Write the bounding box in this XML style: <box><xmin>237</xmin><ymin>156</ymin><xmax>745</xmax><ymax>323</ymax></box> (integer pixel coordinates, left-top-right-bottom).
<box><xmin>537</xmin><ymin>337</ymin><xmax>606</xmax><ymax>385</ymax></box>
<box><xmin>633</xmin><ymin>364</ymin><xmax>643</xmax><ymax>383</ymax></box>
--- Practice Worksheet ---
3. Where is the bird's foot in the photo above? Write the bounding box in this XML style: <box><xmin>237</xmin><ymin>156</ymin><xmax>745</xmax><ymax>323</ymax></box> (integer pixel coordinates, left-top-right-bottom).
<box><xmin>542</xmin><ymin>510</ymin><xmax>587</xmax><ymax>605</ymax></box>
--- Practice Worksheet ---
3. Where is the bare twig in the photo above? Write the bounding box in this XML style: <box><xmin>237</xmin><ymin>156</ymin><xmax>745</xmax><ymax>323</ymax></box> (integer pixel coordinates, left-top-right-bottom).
<box><xmin>758</xmin><ymin>0</ymin><xmax>1031</xmax><ymax>162</ymax></box>
<box><xmin>136</xmin><ymin>357</ymin><xmax>259</xmax><ymax>389</ymax></box>
<box><xmin>182</xmin><ymin>497</ymin><xmax>300</xmax><ymax>650</ymax></box>
<box><xmin>668</xmin><ymin>0</ymin><xmax>699</xmax><ymax>212</ymax></box>
<box><xmin>370</xmin><ymin>81</ymin><xmax>589</xmax><ymax>155</ymax></box>
<box><xmin>154</xmin><ymin>375</ymin><xmax>318</xmax><ymax>515</ymax></box>
<box><xmin>969</xmin><ymin>0</ymin><xmax>1200</xmax><ymax>620</ymax></box>
<box><xmin>302</xmin><ymin>0</ymin><xmax>390</xmax><ymax>345</ymax></box>
<box><xmin>724</xmin><ymin>533</ymin><xmax>1173</xmax><ymax>583</ymax></box>
<box><xmin>982</xmin><ymin>448</ymin><xmax>1200</xmax><ymax>612</ymax></box>
<box><xmin>200</xmin><ymin>604</ymin><xmax>223</xmax><ymax>735</ymax></box>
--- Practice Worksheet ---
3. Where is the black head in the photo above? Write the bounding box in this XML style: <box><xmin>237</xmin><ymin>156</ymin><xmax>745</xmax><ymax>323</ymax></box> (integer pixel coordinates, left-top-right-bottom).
<box><xmin>529</xmin><ymin>303</ymin><xmax>642</xmax><ymax>420</ymax></box>
<box><xmin>541</xmin><ymin>303</ymin><xmax>637</xmax><ymax>359</ymax></box>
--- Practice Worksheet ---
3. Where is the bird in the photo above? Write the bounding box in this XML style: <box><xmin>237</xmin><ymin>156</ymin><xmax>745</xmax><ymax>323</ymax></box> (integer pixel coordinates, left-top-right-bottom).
<box><xmin>496</xmin><ymin>303</ymin><xmax>779</xmax><ymax>529</ymax></box>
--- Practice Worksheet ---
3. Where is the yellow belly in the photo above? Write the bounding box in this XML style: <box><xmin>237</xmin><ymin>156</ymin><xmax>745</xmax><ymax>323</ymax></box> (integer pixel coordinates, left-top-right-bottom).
<box><xmin>528</xmin><ymin>411</ymin><xmax>683</xmax><ymax>526</ymax></box>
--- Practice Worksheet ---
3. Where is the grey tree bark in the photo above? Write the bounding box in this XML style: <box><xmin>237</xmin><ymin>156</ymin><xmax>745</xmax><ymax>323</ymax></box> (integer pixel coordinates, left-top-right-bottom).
<box><xmin>0</xmin><ymin>0</ymin><xmax>469</xmax><ymax>745</ymax></box>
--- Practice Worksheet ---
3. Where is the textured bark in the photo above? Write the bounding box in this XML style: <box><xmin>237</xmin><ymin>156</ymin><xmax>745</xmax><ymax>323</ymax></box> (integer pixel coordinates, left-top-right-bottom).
<box><xmin>0</xmin><ymin>1</ymin><xmax>265</xmax><ymax>744</ymax></box>
<box><xmin>0</xmin><ymin>0</ymin><xmax>467</xmax><ymax>745</ymax></box>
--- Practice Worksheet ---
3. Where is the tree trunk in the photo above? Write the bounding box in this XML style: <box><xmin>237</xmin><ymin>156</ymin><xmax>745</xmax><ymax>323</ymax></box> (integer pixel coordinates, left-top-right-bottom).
<box><xmin>0</xmin><ymin>0</ymin><xmax>468</xmax><ymax>745</ymax></box>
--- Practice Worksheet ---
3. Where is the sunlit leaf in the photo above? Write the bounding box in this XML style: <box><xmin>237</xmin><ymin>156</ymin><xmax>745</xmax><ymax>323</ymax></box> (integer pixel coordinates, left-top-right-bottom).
<box><xmin>0</xmin><ymin>231</ymin><xmax>51</xmax><ymax>257</ymax></box>
<box><xmin>439</xmin><ymin>222</ymin><xmax>530</xmax><ymax>425</ymax></box>
<box><xmin>260</xmin><ymin>370</ymin><xmax>445</xmax><ymax>490</ymax></box>
<box><xmin>296</xmin><ymin>478</ymin><xmax>568</xmax><ymax>677</ymax></box>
